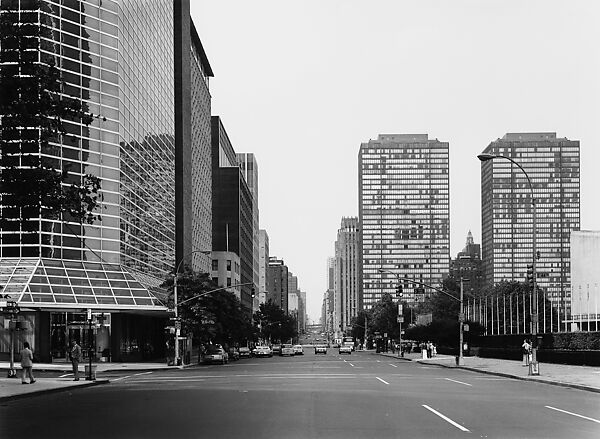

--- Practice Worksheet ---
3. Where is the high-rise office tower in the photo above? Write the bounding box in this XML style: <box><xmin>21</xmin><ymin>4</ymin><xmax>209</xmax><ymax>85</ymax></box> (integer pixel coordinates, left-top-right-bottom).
<box><xmin>211</xmin><ymin>116</ymin><xmax>254</xmax><ymax>314</ymax></box>
<box><xmin>480</xmin><ymin>133</ymin><xmax>580</xmax><ymax>312</ymax></box>
<box><xmin>0</xmin><ymin>0</ymin><xmax>212</xmax><ymax>362</ymax></box>
<box><xmin>334</xmin><ymin>217</ymin><xmax>360</xmax><ymax>333</ymax></box>
<box><xmin>237</xmin><ymin>153</ymin><xmax>260</xmax><ymax>310</ymax></box>
<box><xmin>358</xmin><ymin>134</ymin><xmax>450</xmax><ymax>309</ymax></box>
<box><xmin>258</xmin><ymin>229</ymin><xmax>269</xmax><ymax>304</ymax></box>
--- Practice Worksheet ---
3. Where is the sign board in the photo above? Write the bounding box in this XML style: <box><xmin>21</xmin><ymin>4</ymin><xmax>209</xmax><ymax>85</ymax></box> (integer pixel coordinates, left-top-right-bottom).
<box><xmin>383</xmin><ymin>332</ymin><xmax>388</xmax><ymax>338</ymax></box>
<box><xmin>398</xmin><ymin>304</ymin><xmax>403</xmax><ymax>314</ymax></box>
<box><xmin>87</xmin><ymin>308</ymin><xmax>92</xmax><ymax>321</ymax></box>
<box><xmin>175</xmin><ymin>328</ymin><xmax>181</xmax><ymax>336</ymax></box>
<box><xmin>458</xmin><ymin>313</ymin><xmax>465</xmax><ymax>322</ymax></box>
<box><xmin>174</xmin><ymin>321</ymin><xmax>182</xmax><ymax>330</ymax></box>
<box><xmin>397</xmin><ymin>316</ymin><xmax>404</xmax><ymax>323</ymax></box>
<box><xmin>463</xmin><ymin>324</ymin><xmax>469</xmax><ymax>332</ymax></box>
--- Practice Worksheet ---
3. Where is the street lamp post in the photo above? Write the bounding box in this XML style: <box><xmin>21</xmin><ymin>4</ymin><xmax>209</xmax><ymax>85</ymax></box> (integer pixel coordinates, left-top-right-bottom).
<box><xmin>379</xmin><ymin>269</ymin><xmax>465</xmax><ymax>365</ymax></box>
<box><xmin>478</xmin><ymin>153</ymin><xmax>539</xmax><ymax>375</ymax></box>
<box><xmin>173</xmin><ymin>250</ymin><xmax>211</xmax><ymax>366</ymax></box>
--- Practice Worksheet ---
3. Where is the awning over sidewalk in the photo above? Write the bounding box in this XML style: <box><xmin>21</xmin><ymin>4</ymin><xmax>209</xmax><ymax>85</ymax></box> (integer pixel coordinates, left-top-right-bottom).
<box><xmin>0</xmin><ymin>258</ymin><xmax>169</xmax><ymax>312</ymax></box>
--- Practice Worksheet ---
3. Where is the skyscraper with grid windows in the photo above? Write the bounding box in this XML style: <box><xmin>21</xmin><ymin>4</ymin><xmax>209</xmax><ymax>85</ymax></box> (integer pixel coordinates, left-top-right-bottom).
<box><xmin>480</xmin><ymin>133</ymin><xmax>580</xmax><ymax>314</ymax></box>
<box><xmin>0</xmin><ymin>0</ymin><xmax>212</xmax><ymax>362</ymax></box>
<box><xmin>358</xmin><ymin>134</ymin><xmax>450</xmax><ymax>309</ymax></box>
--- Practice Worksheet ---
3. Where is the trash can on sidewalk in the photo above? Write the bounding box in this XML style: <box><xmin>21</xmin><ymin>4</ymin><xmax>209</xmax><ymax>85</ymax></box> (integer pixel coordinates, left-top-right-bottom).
<box><xmin>84</xmin><ymin>364</ymin><xmax>97</xmax><ymax>381</ymax></box>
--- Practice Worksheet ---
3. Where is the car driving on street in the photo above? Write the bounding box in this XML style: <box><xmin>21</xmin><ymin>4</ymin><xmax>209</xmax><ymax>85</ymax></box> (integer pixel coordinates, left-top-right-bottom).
<box><xmin>280</xmin><ymin>344</ymin><xmax>295</xmax><ymax>356</ymax></box>
<box><xmin>252</xmin><ymin>346</ymin><xmax>273</xmax><ymax>357</ymax></box>
<box><xmin>314</xmin><ymin>345</ymin><xmax>327</xmax><ymax>355</ymax></box>
<box><xmin>201</xmin><ymin>346</ymin><xmax>229</xmax><ymax>364</ymax></box>
<box><xmin>339</xmin><ymin>344</ymin><xmax>352</xmax><ymax>355</ymax></box>
<box><xmin>293</xmin><ymin>345</ymin><xmax>304</xmax><ymax>355</ymax></box>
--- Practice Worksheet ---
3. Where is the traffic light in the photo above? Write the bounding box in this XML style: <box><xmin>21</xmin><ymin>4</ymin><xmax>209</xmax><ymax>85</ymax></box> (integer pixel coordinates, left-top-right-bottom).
<box><xmin>526</xmin><ymin>264</ymin><xmax>534</xmax><ymax>289</ymax></box>
<box><xmin>251</xmin><ymin>287</ymin><xmax>256</xmax><ymax>298</ymax></box>
<box><xmin>395</xmin><ymin>285</ymin><xmax>403</xmax><ymax>298</ymax></box>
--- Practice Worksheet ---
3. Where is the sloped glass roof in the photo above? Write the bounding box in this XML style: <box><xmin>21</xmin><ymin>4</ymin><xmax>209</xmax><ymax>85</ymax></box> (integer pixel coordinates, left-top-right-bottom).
<box><xmin>0</xmin><ymin>258</ymin><xmax>169</xmax><ymax>311</ymax></box>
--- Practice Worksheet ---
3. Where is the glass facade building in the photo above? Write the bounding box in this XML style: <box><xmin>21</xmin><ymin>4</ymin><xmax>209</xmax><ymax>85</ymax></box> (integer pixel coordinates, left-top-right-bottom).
<box><xmin>480</xmin><ymin>133</ymin><xmax>580</xmax><ymax>314</ymax></box>
<box><xmin>237</xmin><ymin>153</ymin><xmax>260</xmax><ymax>310</ymax></box>
<box><xmin>358</xmin><ymin>134</ymin><xmax>450</xmax><ymax>309</ymax></box>
<box><xmin>0</xmin><ymin>0</ymin><xmax>209</xmax><ymax>362</ymax></box>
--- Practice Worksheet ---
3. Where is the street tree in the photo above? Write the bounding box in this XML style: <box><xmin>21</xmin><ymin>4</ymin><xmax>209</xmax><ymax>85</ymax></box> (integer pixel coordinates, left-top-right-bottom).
<box><xmin>254</xmin><ymin>300</ymin><xmax>297</xmax><ymax>344</ymax></box>
<box><xmin>162</xmin><ymin>270</ymin><xmax>255</xmax><ymax>348</ymax></box>
<box><xmin>1</xmin><ymin>0</ymin><xmax>102</xmax><ymax>236</ymax></box>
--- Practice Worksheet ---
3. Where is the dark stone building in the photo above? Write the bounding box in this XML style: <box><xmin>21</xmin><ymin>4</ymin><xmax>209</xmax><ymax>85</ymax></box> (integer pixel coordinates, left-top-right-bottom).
<box><xmin>266</xmin><ymin>257</ymin><xmax>289</xmax><ymax>313</ymax></box>
<box><xmin>448</xmin><ymin>231</ymin><xmax>484</xmax><ymax>295</ymax></box>
<box><xmin>211</xmin><ymin>116</ymin><xmax>254</xmax><ymax>314</ymax></box>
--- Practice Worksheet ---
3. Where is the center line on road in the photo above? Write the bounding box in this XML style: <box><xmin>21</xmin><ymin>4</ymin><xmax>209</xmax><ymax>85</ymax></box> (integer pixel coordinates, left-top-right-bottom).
<box><xmin>389</xmin><ymin>364</ymin><xmax>398</xmax><ymax>368</ymax></box>
<box><xmin>444</xmin><ymin>378</ymin><xmax>472</xmax><ymax>386</ymax></box>
<box><xmin>545</xmin><ymin>406</ymin><xmax>600</xmax><ymax>424</ymax></box>
<box><xmin>59</xmin><ymin>373</ymin><xmax>71</xmax><ymax>378</ymax></box>
<box><xmin>376</xmin><ymin>377</ymin><xmax>389</xmax><ymax>385</ymax></box>
<box><xmin>133</xmin><ymin>371</ymin><xmax>153</xmax><ymax>377</ymax></box>
<box><xmin>376</xmin><ymin>360</ymin><xmax>381</xmax><ymax>363</ymax></box>
<box><xmin>422</xmin><ymin>405</ymin><xmax>470</xmax><ymax>432</ymax></box>
<box><xmin>348</xmin><ymin>363</ymin><xmax>354</xmax><ymax>367</ymax></box>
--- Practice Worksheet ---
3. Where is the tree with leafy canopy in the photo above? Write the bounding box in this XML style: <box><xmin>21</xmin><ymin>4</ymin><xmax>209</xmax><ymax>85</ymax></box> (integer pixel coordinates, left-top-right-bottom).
<box><xmin>162</xmin><ymin>270</ymin><xmax>256</xmax><ymax>348</ymax></box>
<box><xmin>253</xmin><ymin>300</ymin><xmax>297</xmax><ymax>344</ymax></box>
<box><xmin>1</xmin><ymin>0</ymin><xmax>102</xmax><ymax>236</ymax></box>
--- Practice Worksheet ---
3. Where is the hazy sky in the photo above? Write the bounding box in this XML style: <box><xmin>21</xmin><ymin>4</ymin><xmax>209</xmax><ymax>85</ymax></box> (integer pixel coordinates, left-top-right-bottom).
<box><xmin>191</xmin><ymin>1</ymin><xmax>600</xmax><ymax>322</ymax></box>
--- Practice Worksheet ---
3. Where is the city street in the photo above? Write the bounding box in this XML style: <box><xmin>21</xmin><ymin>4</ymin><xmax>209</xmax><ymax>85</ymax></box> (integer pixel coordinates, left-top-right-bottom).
<box><xmin>1</xmin><ymin>350</ymin><xmax>598</xmax><ymax>438</ymax></box>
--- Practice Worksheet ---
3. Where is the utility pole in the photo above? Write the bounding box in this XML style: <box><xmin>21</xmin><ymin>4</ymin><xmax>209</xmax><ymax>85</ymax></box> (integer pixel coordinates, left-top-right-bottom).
<box><xmin>458</xmin><ymin>278</ymin><xmax>465</xmax><ymax>366</ymax></box>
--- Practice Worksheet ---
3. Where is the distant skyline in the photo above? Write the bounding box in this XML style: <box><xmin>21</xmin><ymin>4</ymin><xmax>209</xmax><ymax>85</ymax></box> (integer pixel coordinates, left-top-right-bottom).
<box><xmin>191</xmin><ymin>1</ymin><xmax>600</xmax><ymax>322</ymax></box>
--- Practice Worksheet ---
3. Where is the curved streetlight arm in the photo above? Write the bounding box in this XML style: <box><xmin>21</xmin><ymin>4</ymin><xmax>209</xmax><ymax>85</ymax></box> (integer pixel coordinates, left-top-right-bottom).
<box><xmin>175</xmin><ymin>250</ymin><xmax>211</xmax><ymax>275</ymax></box>
<box><xmin>177</xmin><ymin>282</ymin><xmax>253</xmax><ymax>307</ymax></box>
<box><xmin>478</xmin><ymin>154</ymin><xmax>534</xmax><ymax>203</ymax></box>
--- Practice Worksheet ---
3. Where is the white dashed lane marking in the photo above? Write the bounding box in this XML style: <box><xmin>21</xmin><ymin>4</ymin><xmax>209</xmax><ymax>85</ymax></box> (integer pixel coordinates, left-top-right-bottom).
<box><xmin>444</xmin><ymin>377</ymin><xmax>472</xmax><ymax>386</ymax></box>
<box><xmin>545</xmin><ymin>406</ymin><xmax>600</xmax><ymax>424</ymax></box>
<box><xmin>422</xmin><ymin>405</ymin><xmax>470</xmax><ymax>432</ymax></box>
<box><xmin>376</xmin><ymin>377</ymin><xmax>389</xmax><ymax>385</ymax></box>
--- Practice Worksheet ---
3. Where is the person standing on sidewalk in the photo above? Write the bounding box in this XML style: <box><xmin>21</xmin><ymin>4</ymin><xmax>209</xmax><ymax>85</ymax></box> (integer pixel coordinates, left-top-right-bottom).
<box><xmin>70</xmin><ymin>340</ymin><xmax>82</xmax><ymax>381</ymax></box>
<box><xmin>20</xmin><ymin>341</ymin><xmax>35</xmax><ymax>384</ymax></box>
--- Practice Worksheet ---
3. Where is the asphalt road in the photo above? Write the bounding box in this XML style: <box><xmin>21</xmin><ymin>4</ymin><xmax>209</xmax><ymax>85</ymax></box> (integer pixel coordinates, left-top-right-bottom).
<box><xmin>1</xmin><ymin>350</ymin><xmax>599</xmax><ymax>438</ymax></box>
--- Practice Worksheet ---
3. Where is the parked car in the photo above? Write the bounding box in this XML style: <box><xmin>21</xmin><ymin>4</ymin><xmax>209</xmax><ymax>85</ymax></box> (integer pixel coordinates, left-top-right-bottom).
<box><xmin>228</xmin><ymin>347</ymin><xmax>240</xmax><ymax>361</ymax></box>
<box><xmin>252</xmin><ymin>346</ymin><xmax>273</xmax><ymax>357</ymax></box>
<box><xmin>271</xmin><ymin>344</ymin><xmax>282</xmax><ymax>355</ymax></box>
<box><xmin>339</xmin><ymin>345</ymin><xmax>352</xmax><ymax>355</ymax></box>
<box><xmin>202</xmin><ymin>346</ymin><xmax>229</xmax><ymax>364</ymax></box>
<box><xmin>314</xmin><ymin>345</ymin><xmax>327</xmax><ymax>355</ymax></box>
<box><xmin>293</xmin><ymin>345</ymin><xmax>304</xmax><ymax>355</ymax></box>
<box><xmin>239</xmin><ymin>347</ymin><xmax>251</xmax><ymax>358</ymax></box>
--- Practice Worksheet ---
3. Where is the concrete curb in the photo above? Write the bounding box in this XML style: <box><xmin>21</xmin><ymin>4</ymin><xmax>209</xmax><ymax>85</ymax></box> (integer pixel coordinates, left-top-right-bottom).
<box><xmin>0</xmin><ymin>379</ymin><xmax>110</xmax><ymax>402</ymax></box>
<box><xmin>0</xmin><ymin>364</ymin><xmax>192</xmax><ymax>374</ymax></box>
<box><xmin>411</xmin><ymin>358</ymin><xmax>600</xmax><ymax>394</ymax></box>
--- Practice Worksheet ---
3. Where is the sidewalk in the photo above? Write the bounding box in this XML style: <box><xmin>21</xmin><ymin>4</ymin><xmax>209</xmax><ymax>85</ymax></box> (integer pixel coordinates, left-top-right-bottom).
<box><xmin>379</xmin><ymin>351</ymin><xmax>600</xmax><ymax>393</ymax></box>
<box><xmin>0</xmin><ymin>361</ymin><xmax>183</xmax><ymax>401</ymax></box>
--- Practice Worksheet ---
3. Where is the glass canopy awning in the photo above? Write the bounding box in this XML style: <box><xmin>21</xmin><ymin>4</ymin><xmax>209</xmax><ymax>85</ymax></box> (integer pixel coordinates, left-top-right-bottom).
<box><xmin>0</xmin><ymin>258</ymin><xmax>169</xmax><ymax>312</ymax></box>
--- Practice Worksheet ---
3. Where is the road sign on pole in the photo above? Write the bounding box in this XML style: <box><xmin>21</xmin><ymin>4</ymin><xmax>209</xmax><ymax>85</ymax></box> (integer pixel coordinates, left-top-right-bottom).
<box><xmin>397</xmin><ymin>316</ymin><xmax>404</xmax><ymax>323</ymax></box>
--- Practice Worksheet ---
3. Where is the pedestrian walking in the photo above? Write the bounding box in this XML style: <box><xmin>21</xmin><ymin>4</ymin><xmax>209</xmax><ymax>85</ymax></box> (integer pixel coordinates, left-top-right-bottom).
<box><xmin>70</xmin><ymin>340</ymin><xmax>82</xmax><ymax>381</ymax></box>
<box><xmin>20</xmin><ymin>341</ymin><xmax>35</xmax><ymax>384</ymax></box>
<box><xmin>522</xmin><ymin>339</ymin><xmax>531</xmax><ymax>366</ymax></box>
<box><xmin>426</xmin><ymin>341</ymin><xmax>433</xmax><ymax>358</ymax></box>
